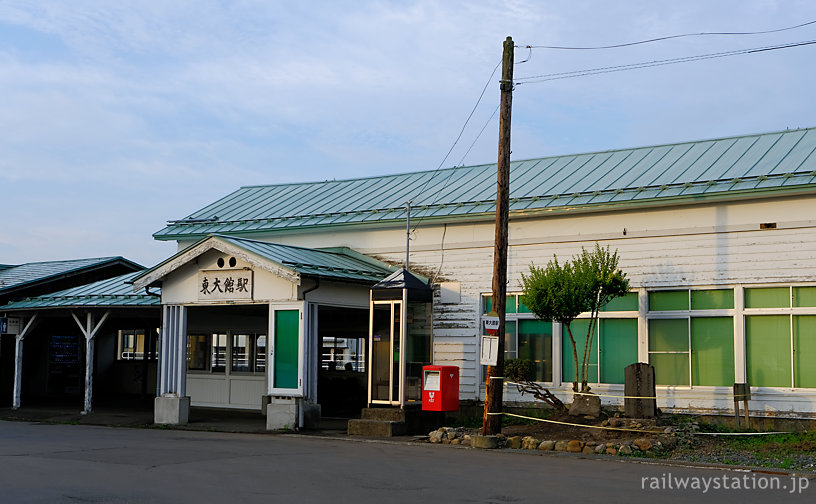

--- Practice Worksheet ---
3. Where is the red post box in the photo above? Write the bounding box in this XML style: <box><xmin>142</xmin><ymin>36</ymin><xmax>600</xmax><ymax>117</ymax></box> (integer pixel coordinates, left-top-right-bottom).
<box><xmin>422</xmin><ymin>365</ymin><xmax>459</xmax><ymax>411</ymax></box>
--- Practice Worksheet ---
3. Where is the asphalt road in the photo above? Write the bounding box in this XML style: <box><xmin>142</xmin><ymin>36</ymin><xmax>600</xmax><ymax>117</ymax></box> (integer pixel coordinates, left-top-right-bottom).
<box><xmin>0</xmin><ymin>421</ymin><xmax>812</xmax><ymax>504</ymax></box>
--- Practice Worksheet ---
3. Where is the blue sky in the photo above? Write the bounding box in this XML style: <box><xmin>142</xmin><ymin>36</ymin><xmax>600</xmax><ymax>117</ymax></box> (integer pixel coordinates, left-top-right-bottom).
<box><xmin>2</xmin><ymin>1</ymin><xmax>816</xmax><ymax>267</ymax></box>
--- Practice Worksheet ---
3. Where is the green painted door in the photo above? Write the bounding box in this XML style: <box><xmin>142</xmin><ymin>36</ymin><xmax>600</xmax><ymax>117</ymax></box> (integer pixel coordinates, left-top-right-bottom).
<box><xmin>274</xmin><ymin>310</ymin><xmax>299</xmax><ymax>389</ymax></box>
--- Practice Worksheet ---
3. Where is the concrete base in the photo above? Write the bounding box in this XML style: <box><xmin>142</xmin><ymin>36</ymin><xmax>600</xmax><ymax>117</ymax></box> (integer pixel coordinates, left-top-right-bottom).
<box><xmin>266</xmin><ymin>397</ymin><xmax>298</xmax><ymax>431</ymax></box>
<box><xmin>348</xmin><ymin>419</ymin><xmax>406</xmax><ymax>437</ymax></box>
<box><xmin>302</xmin><ymin>401</ymin><xmax>321</xmax><ymax>430</ymax></box>
<box><xmin>154</xmin><ymin>395</ymin><xmax>190</xmax><ymax>425</ymax></box>
<box><xmin>470</xmin><ymin>435</ymin><xmax>499</xmax><ymax>449</ymax></box>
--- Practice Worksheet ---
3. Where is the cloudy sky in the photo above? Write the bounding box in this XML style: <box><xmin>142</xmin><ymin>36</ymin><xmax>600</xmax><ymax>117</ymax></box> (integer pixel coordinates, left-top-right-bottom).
<box><xmin>2</xmin><ymin>1</ymin><xmax>816</xmax><ymax>267</ymax></box>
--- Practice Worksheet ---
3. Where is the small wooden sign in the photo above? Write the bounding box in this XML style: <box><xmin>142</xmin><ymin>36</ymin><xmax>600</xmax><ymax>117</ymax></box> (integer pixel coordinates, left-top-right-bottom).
<box><xmin>198</xmin><ymin>270</ymin><xmax>253</xmax><ymax>301</ymax></box>
<box><xmin>480</xmin><ymin>335</ymin><xmax>499</xmax><ymax>366</ymax></box>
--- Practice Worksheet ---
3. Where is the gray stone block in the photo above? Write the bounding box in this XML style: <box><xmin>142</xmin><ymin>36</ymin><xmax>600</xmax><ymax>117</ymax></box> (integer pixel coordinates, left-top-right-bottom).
<box><xmin>154</xmin><ymin>395</ymin><xmax>190</xmax><ymax>425</ymax></box>
<box><xmin>266</xmin><ymin>398</ymin><xmax>298</xmax><ymax>431</ymax></box>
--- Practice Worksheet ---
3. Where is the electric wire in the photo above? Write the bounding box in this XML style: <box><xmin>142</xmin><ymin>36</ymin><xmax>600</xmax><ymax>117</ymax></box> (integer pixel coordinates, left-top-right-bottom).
<box><xmin>515</xmin><ymin>39</ymin><xmax>816</xmax><ymax>85</ymax></box>
<box><xmin>456</xmin><ymin>104</ymin><xmax>500</xmax><ymax>167</ymax></box>
<box><xmin>525</xmin><ymin>19</ymin><xmax>816</xmax><ymax>50</ymax></box>
<box><xmin>410</xmin><ymin>58</ymin><xmax>501</xmax><ymax>207</ymax></box>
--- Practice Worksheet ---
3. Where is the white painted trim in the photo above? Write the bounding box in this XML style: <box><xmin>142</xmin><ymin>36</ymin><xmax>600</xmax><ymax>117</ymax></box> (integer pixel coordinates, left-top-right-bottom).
<box><xmin>133</xmin><ymin>236</ymin><xmax>300</xmax><ymax>291</ymax></box>
<box><xmin>267</xmin><ymin>302</ymin><xmax>305</xmax><ymax>397</ymax></box>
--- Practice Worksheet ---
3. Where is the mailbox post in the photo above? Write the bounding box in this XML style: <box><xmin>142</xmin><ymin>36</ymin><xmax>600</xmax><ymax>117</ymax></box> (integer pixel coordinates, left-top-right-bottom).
<box><xmin>422</xmin><ymin>365</ymin><xmax>459</xmax><ymax>411</ymax></box>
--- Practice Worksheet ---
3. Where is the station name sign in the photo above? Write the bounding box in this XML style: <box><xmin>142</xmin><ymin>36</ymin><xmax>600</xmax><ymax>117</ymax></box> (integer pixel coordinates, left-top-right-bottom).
<box><xmin>198</xmin><ymin>270</ymin><xmax>253</xmax><ymax>301</ymax></box>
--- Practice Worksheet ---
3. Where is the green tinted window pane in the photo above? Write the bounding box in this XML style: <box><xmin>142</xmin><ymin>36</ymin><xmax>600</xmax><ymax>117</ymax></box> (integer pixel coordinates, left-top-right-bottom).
<box><xmin>793</xmin><ymin>287</ymin><xmax>816</xmax><ymax>308</ymax></box>
<box><xmin>745</xmin><ymin>288</ymin><xmax>790</xmax><ymax>309</ymax></box>
<box><xmin>562</xmin><ymin>319</ymin><xmax>598</xmax><ymax>384</ymax></box>
<box><xmin>691</xmin><ymin>317</ymin><xmax>734</xmax><ymax>386</ymax></box>
<box><xmin>504</xmin><ymin>320</ymin><xmax>517</xmax><ymax>359</ymax></box>
<box><xmin>274</xmin><ymin>310</ymin><xmax>299</xmax><ymax>389</ymax></box>
<box><xmin>745</xmin><ymin>315</ymin><xmax>792</xmax><ymax>387</ymax></box>
<box><xmin>651</xmin><ymin>353</ymin><xmax>690</xmax><ymax>386</ymax></box>
<box><xmin>518</xmin><ymin>297</ymin><xmax>532</xmax><ymax>313</ymax></box>
<box><xmin>482</xmin><ymin>295</ymin><xmax>517</xmax><ymax>314</ymax></box>
<box><xmin>648</xmin><ymin>319</ymin><xmax>689</xmax><ymax>351</ymax></box>
<box><xmin>599</xmin><ymin>319</ymin><xmax>638</xmax><ymax>384</ymax></box>
<box><xmin>649</xmin><ymin>290</ymin><xmax>689</xmax><ymax>311</ymax></box>
<box><xmin>691</xmin><ymin>289</ymin><xmax>734</xmax><ymax>310</ymax></box>
<box><xmin>601</xmin><ymin>292</ymin><xmax>638</xmax><ymax>312</ymax></box>
<box><xmin>507</xmin><ymin>295</ymin><xmax>517</xmax><ymax>314</ymax></box>
<box><xmin>794</xmin><ymin>316</ymin><xmax>816</xmax><ymax>388</ymax></box>
<box><xmin>518</xmin><ymin>319</ymin><xmax>552</xmax><ymax>382</ymax></box>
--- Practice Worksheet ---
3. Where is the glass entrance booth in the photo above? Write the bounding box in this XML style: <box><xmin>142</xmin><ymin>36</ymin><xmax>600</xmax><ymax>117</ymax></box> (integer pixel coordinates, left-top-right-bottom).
<box><xmin>368</xmin><ymin>269</ymin><xmax>433</xmax><ymax>407</ymax></box>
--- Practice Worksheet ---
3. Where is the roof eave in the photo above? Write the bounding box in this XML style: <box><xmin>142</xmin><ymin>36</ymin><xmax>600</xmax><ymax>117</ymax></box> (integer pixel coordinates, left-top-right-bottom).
<box><xmin>150</xmin><ymin>183</ymin><xmax>816</xmax><ymax>241</ymax></box>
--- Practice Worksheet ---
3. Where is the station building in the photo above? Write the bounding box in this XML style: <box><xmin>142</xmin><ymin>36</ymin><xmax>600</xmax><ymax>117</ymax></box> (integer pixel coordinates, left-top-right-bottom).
<box><xmin>4</xmin><ymin>126</ymin><xmax>816</xmax><ymax>427</ymax></box>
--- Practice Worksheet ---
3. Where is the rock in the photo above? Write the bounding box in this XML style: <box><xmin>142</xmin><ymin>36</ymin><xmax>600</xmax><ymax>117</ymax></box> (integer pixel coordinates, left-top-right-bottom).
<box><xmin>633</xmin><ymin>438</ymin><xmax>652</xmax><ymax>451</ymax></box>
<box><xmin>566</xmin><ymin>440</ymin><xmax>584</xmax><ymax>453</ymax></box>
<box><xmin>460</xmin><ymin>437</ymin><xmax>470</xmax><ymax>446</ymax></box>
<box><xmin>606</xmin><ymin>446</ymin><xmax>617</xmax><ymax>455</ymax></box>
<box><xmin>450</xmin><ymin>438</ymin><xmax>461</xmax><ymax>445</ymax></box>
<box><xmin>507</xmin><ymin>436</ymin><xmax>522</xmax><ymax>449</ymax></box>
<box><xmin>521</xmin><ymin>436</ymin><xmax>541</xmax><ymax>450</ymax></box>
<box><xmin>608</xmin><ymin>418</ymin><xmax>623</xmax><ymax>428</ymax></box>
<box><xmin>600</xmin><ymin>419</ymin><xmax>609</xmax><ymax>427</ymax></box>
<box><xmin>618</xmin><ymin>445</ymin><xmax>633</xmax><ymax>455</ymax></box>
<box><xmin>429</xmin><ymin>430</ymin><xmax>444</xmax><ymax>443</ymax></box>
<box><xmin>582</xmin><ymin>446</ymin><xmax>595</xmax><ymax>454</ymax></box>
<box><xmin>555</xmin><ymin>440</ymin><xmax>569</xmax><ymax>451</ymax></box>
<box><xmin>463</xmin><ymin>434</ymin><xmax>471</xmax><ymax>442</ymax></box>
<box><xmin>538</xmin><ymin>440</ymin><xmax>555</xmax><ymax>451</ymax></box>
<box><xmin>595</xmin><ymin>443</ymin><xmax>606</xmax><ymax>454</ymax></box>
<box><xmin>664</xmin><ymin>427</ymin><xmax>674</xmax><ymax>434</ymax></box>
<box><xmin>441</xmin><ymin>438</ymin><xmax>451</xmax><ymax>445</ymax></box>
<box><xmin>569</xmin><ymin>393</ymin><xmax>601</xmax><ymax>418</ymax></box>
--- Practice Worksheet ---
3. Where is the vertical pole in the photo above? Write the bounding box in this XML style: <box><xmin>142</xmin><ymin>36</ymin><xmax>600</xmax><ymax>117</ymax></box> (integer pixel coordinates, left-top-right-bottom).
<box><xmin>406</xmin><ymin>201</ymin><xmax>412</xmax><ymax>271</ymax></box>
<box><xmin>84</xmin><ymin>337</ymin><xmax>94</xmax><ymax>414</ymax></box>
<box><xmin>12</xmin><ymin>336</ymin><xmax>23</xmax><ymax>409</ymax></box>
<box><xmin>483</xmin><ymin>36</ymin><xmax>514</xmax><ymax>436</ymax></box>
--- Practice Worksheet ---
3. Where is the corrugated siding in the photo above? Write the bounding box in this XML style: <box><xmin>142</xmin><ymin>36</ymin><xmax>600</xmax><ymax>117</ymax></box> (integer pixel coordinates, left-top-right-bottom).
<box><xmin>155</xmin><ymin>128</ymin><xmax>816</xmax><ymax>240</ymax></box>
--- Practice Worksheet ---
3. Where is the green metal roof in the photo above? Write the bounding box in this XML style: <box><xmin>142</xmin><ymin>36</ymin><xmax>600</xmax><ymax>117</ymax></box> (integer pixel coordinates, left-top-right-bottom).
<box><xmin>215</xmin><ymin>235</ymin><xmax>393</xmax><ymax>282</ymax></box>
<box><xmin>154</xmin><ymin>127</ymin><xmax>816</xmax><ymax>240</ymax></box>
<box><xmin>132</xmin><ymin>235</ymin><xmax>395</xmax><ymax>288</ymax></box>
<box><xmin>2</xmin><ymin>271</ymin><xmax>160</xmax><ymax>311</ymax></box>
<box><xmin>0</xmin><ymin>257</ymin><xmax>142</xmax><ymax>294</ymax></box>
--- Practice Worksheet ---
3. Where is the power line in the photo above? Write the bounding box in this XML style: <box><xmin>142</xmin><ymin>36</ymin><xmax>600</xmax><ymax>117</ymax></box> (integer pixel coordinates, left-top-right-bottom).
<box><xmin>515</xmin><ymin>39</ymin><xmax>816</xmax><ymax>85</ymax></box>
<box><xmin>457</xmin><ymin>104</ymin><xmax>500</xmax><ymax>167</ymax></box>
<box><xmin>525</xmin><ymin>19</ymin><xmax>816</xmax><ymax>50</ymax></box>
<box><xmin>410</xmin><ymin>58</ymin><xmax>502</xmax><ymax>205</ymax></box>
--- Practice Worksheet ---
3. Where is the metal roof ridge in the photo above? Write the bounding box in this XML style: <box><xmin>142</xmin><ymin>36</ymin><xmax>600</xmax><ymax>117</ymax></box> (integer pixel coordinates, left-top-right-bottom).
<box><xmin>168</xmin><ymin>170</ymin><xmax>816</xmax><ymax>228</ymax></box>
<box><xmin>224</xmin><ymin>127</ymin><xmax>816</xmax><ymax>193</ymax></box>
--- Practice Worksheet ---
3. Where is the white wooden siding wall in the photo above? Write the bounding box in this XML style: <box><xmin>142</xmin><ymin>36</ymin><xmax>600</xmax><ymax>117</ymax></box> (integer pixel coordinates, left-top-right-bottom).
<box><xmin>372</xmin><ymin>225</ymin><xmax>816</xmax><ymax>411</ymax></box>
<box><xmin>198</xmin><ymin>195</ymin><xmax>816</xmax><ymax>413</ymax></box>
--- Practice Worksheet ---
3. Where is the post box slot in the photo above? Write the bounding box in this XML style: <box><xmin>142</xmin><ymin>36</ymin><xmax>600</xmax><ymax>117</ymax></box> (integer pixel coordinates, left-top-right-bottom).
<box><xmin>424</xmin><ymin>371</ymin><xmax>441</xmax><ymax>391</ymax></box>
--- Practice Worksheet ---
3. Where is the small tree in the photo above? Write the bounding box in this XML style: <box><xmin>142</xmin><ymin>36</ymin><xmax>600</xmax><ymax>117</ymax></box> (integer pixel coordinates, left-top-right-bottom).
<box><xmin>521</xmin><ymin>244</ymin><xmax>629</xmax><ymax>393</ymax></box>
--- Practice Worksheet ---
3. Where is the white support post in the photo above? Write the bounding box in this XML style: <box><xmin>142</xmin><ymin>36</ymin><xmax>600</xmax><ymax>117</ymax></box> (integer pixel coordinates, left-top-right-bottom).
<box><xmin>71</xmin><ymin>310</ymin><xmax>110</xmax><ymax>414</ymax></box>
<box><xmin>155</xmin><ymin>305</ymin><xmax>189</xmax><ymax>425</ymax></box>
<box><xmin>12</xmin><ymin>314</ymin><xmax>39</xmax><ymax>409</ymax></box>
<box><xmin>84</xmin><ymin>337</ymin><xmax>94</xmax><ymax>414</ymax></box>
<box><xmin>12</xmin><ymin>336</ymin><xmax>23</xmax><ymax>409</ymax></box>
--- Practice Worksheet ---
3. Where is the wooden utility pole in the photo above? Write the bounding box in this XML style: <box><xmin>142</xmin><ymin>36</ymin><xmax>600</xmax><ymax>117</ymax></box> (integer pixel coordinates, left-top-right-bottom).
<box><xmin>482</xmin><ymin>36</ymin><xmax>514</xmax><ymax>435</ymax></box>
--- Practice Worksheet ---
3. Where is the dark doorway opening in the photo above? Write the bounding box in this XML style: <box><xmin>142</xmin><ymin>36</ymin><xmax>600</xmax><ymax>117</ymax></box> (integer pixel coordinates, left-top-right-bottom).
<box><xmin>317</xmin><ymin>305</ymin><xmax>368</xmax><ymax>417</ymax></box>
